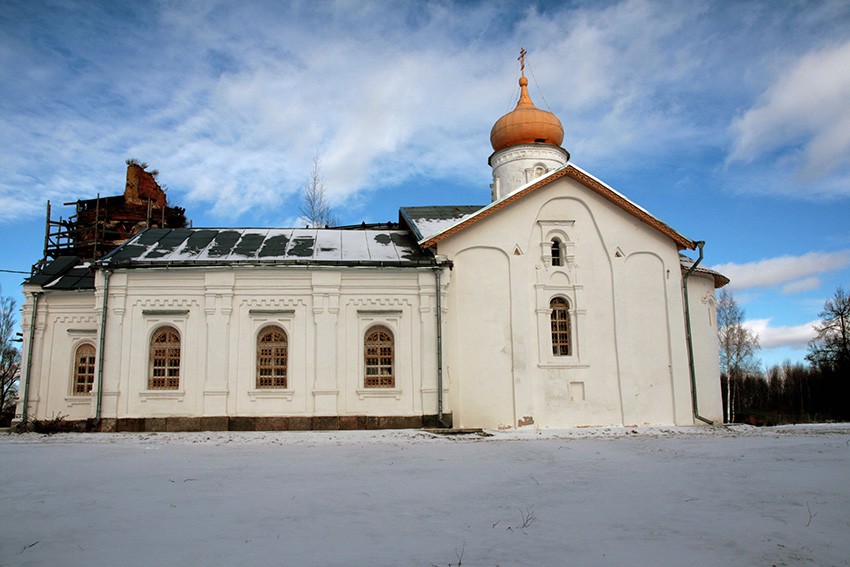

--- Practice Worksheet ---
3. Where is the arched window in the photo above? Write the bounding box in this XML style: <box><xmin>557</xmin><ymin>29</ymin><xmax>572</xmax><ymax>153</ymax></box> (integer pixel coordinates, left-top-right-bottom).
<box><xmin>364</xmin><ymin>325</ymin><xmax>394</xmax><ymax>388</ymax></box>
<box><xmin>149</xmin><ymin>326</ymin><xmax>181</xmax><ymax>390</ymax></box>
<box><xmin>550</xmin><ymin>297</ymin><xmax>571</xmax><ymax>356</ymax></box>
<box><xmin>73</xmin><ymin>343</ymin><xmax>96</xmax><ymax>394</ymax></box>
<box><xmin>257</xmin><ymin>326</ymin><xmax>288</xmax><ymax>388</ymax></box>
<box><xmin>551</xmin><ymin>238</ymin><xmax>563</xmax><ymax>266</ymax></box>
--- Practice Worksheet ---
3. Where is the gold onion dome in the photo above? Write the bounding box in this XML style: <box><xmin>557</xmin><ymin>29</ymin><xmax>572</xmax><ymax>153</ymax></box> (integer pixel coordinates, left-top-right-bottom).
<box><xmin>490</xmin><ymin>76</ymin><xmax>564</xmax><ymax>151</ymax></box>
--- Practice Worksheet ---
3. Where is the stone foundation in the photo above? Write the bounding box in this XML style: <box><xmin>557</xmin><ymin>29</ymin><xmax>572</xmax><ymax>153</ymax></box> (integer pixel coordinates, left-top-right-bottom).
<box><xmin>82</xmin><ymin>414</ymin><xmax>451</xmax><ymax>433</ymax></box>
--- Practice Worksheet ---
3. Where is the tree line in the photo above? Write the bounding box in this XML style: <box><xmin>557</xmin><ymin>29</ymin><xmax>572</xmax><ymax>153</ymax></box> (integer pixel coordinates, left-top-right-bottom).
<box><xmin>1</xmin><ymin>289</ymin><xmax>20</xmax><ymax>425</ymax></box>
<box><xmin>719</xmin><ymin>286</ymin><xmax>850</xmax><ymax>425</ymax></box>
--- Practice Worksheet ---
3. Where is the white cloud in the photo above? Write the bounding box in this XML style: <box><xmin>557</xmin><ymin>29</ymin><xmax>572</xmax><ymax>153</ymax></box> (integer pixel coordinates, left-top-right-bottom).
<box><xmin>0</xmin><ymin>1</ymin><xmax>733</xmax><ymax>223</ymax></box>
<box><xmin>2</xmin><ymin>1</ymin><xmax>849</xmax><ymax>225</ymax></box>
<box><xmin>744</xmin><ymin>318</ymin><xmax>817</xmax><ymax>350</ymax></box>
<box><xmin>728</xmin><ymin>41</ymin><xmax>850</xmax><ymax>196</ymax></box>
<box><xmin>711</xmin><ymin>250</ymin><xmax>850</xmax><ymax>291</ymax></box>
<box><xmin>781</xmin><ymin>277</ymin><xmax>821</xmax><ymax>294</ymax></box>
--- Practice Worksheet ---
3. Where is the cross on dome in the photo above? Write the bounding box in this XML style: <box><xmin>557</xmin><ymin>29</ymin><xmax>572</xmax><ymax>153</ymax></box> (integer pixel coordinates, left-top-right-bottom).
<box><xmin>489</xmin><ymin>49</ymin><xmax>564</xmax><ymax>151</ymax></box>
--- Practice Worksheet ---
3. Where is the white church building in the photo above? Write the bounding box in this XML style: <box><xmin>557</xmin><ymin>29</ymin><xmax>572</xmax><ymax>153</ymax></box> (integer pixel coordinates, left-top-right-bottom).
<box><xmin>16</xmin><ymin>67</ymin><xmax>727</xmax><ymax>431</ymax></box>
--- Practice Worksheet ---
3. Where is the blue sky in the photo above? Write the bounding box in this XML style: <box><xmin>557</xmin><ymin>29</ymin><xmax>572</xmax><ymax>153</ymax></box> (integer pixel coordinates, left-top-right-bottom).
<box><xmin>1</xmin><ymin>0</ymin><xmax>848</xmax><ymax>368</ymax></box>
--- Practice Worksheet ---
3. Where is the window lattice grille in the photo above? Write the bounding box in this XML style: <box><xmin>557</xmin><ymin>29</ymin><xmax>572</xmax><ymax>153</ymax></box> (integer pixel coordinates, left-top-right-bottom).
<box><xmin>73</xmin><ymin>344</ymin><xmax>96</xmax><ymax>394</ymax></box>
<box><xmin>364</xmin><ymin>326</ymin><xmax>394</xmax><ymax>388</ymax></box>
<box><xmin>257</xmin><ymin>327</ymin><xmax>288</xmax><ymax>388</ymax></box>
<box><xmin>149</xmin><ymin>327</ymin><xmax>181</xmax><ymax>390</ymax></box>
<box><xmin>550</xmin><ymin>297</ymin><xmax>571</xmax><ymax>356</ymax></box>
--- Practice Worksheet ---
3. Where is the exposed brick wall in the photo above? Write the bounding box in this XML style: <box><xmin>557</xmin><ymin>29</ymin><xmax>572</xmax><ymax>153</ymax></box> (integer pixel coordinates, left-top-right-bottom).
<box><xmin>124</xmin><ymin>163</ymin><xmax>167</xmax><ymax>208</ymax></box>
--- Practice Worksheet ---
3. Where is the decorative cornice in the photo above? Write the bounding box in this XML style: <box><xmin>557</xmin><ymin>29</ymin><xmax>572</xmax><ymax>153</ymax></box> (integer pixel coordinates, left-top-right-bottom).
<box><xmin>55</xmin><ymin>315</ymin><xmax>98</xmax><ymax>325</ymax></box>
<box><xmin>489</xmin><ymin>144</ymin><xmax>569</xmax><ymax>168</ymax></box>
<box><xmin>346</xmin><ymin>297</ymin><xmax>411</xmax><ymax>308</ymax></box>
<box><xmin>132</xmin><ymin>298</ymin><xmax>199</xmax><ymax>309</ymax></box>
<box><xmin>239</xmin><ymin>297</ymin><xmax>307</xmax><ymax>308</ymax></box>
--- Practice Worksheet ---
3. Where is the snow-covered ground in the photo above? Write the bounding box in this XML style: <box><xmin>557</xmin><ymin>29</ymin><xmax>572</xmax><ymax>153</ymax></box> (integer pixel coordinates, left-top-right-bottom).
<box><xmin>2</xmin><ymin>424</ymin><xmax>848</xmax><ymax>566</ymax></box>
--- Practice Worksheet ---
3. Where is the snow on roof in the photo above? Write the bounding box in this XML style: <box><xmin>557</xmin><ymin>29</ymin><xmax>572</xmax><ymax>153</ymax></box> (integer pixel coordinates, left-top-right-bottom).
<box><xmin>99</xmin><ymin>227</ymin><xmax>435</xmax><ymax>268</ymax></box>
<box><xmin>680</xmin><ymin>254</ymin><xmax>730</xmax><ymax>288</ymax></box>
<box><xmin>26</xmin><ymin>256</ymin><xmax>95</xmax><ymax>290</ymax></box>
<box><xmin>399</xmin><ymin>206</ymin><xmax>484</xmax><ymax>242</ymax></box>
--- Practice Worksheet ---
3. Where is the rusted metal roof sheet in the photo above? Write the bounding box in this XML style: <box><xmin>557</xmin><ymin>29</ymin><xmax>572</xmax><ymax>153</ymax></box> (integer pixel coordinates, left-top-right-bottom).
<box><xmin>99</xmin><ymin>228</ymin><xmax>435</xmax><ymax>268</ymax></box>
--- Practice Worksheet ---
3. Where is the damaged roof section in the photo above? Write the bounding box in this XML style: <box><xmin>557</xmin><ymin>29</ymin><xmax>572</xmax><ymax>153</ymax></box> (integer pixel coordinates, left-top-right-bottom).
<box><xmin>99</xmin><ymin>228</ymin><xmax>436</xmax><ymax>268</ymax></box>
<box><xmin>25</xmin><ymin>256</ymin><xmax>95</xmax><ymax>290</ymax></box>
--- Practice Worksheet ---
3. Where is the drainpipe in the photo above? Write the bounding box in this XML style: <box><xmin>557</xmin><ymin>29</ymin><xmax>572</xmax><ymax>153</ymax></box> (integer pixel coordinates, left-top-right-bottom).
<box><xmin>95</xmin><ymin>269</ymin><xmax>111</xmax><ymax>426</ymax></box>
<box><xmin>682</xmin><ymin>241</ymin><xmax>713</xmax><ymax>425</ymax></box>
<box><xmin>434</xmin><ymin>259</ymin><xmax>451</xmax><ymax>428</ymax></box>
<box><xmin>20</xmin><ymin>291</ymin><xmax>42</xmax><ymax>424</ymax></box>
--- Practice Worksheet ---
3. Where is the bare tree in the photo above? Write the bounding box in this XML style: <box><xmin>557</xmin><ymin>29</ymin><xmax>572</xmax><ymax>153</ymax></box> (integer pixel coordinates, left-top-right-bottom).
<box><xmin>807</xmin><ymin>286</ymin><xmax>850</xmax><ymax>373</ymax></box>
<box><xmin>0</xmin><ymin>290</ymin><xmax>21</xmax><ymax>425</ymax></box>
<box><xmin>717</xmin><ymin>288</ymin><xmax>760</xmax><ymax>423</ymax></box>
<box><xmin>299</xmin><ymin>155</ymin><xmax>337</xmax><ymax>228</ymax></box>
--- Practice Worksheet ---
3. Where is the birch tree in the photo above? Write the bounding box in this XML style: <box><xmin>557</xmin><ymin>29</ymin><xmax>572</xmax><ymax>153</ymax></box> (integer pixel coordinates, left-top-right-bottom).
<box><xmin>299</xmin><ymin>155</ymin><xmax>337</xmax><ymax>228</ymax></box>
<box><xmin>717</xmin><ymin>288</ymin><xmax>760</xmax><ymax>423</ymax></box>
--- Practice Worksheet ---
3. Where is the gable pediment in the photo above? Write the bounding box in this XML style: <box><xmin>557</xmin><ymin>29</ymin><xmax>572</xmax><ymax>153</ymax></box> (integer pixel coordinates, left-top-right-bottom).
<box><xmin>419</xmin><ymin>164</ymin><xmax>695</xmax><ymax>251</ymax></box>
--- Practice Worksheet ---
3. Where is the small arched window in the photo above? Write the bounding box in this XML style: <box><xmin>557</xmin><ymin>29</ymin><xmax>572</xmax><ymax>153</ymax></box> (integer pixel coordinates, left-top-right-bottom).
<box><xmin>550</xmin><ymin>297</ymin><xmax>571</xmax><ymax>356</ymax></box>
<box><xmin>257</xmin><ymin>326</ymin><xmax>288</xmax><ymax>388</ymax></box>
<box><xmin>551</xmin><ymin>238</ymin><xmax>563</xmax><ymax>267</ymax></box>
<box><xmin>73</xmin><ymin>343</ymin><xmax>96</xmax><ymax>394</ymax></box>
<box><xmin>364</xmin><ymin>325</ymin><xmax>394</xmax><ymax>388</ymax></box>
<box><xmin>149</xmin><ymin>326</ymin><xmax>181</xmax><ymax>390</ymax></box>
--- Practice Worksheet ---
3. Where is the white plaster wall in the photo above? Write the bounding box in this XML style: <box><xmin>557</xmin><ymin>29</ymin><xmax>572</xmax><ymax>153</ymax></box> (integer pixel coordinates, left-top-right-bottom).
<box><xmin>230</xmin><ymin>270</ymin><xmax>311</xmax><ymax>417</ymax></box>
<box><xmin>16</xmin><ymin>287</ymin><xmax>99</xmax><ymax>421</ymax></box>
<box><xmin>489</xmin><ymin>144</ymin><xmax>569</xmax><ymax>200</ymax></box>
<box><xmin>116</xmin><ymin>270</ymin><xmax>205</xmax><ymax>418</ymax></box>
<box><xmin>685</xmin><ymin>273</ymin><xmax>724</xmax><ymax>423</ymax></box>
<box><xmin>17</xmin><ymin>204</ymin><xmax>720</xmax><ymax>430</ymax></box>
<box><xmin>438</xmin><ymin>175</ymin><xmax>704</xmax><ymax>428</ymax></box>
<box><xmin>110</xmin><ymin>267</ymin><xmax>440</xmax><ymax>419</ymax></box>
<box><xmin>20</xmin><ymin>266</ymin><xmax>444</xmax><ymax>422</ymax></box>
<box><xmin>339</xmin><ymin>271</ymin><xmax>419</xmax><ymax>416</ymax></box>
<box><xmin>619</xmin><ymin>252</ymin><xmax>676</xmax><ymax>425</ymax></box>
<box><xmin>446</xmin><ymin>247</ymin><xmax>515</xmax><ymax>429</ymax></box>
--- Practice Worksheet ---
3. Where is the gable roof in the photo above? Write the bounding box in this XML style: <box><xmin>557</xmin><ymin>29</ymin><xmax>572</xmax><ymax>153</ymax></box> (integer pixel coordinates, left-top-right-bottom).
<box><xmin>399</xmin><ymin>205</ymin><xmax>484</xmax><ymax>242</ymax></box>
<box><xmin>99</xmin><ymin>227</ymin><xmax>436</xmax><ymax>268</ymax></box>
<box><xmin>418</xmin><ymin>163</ymin><xmax>696</xmax><ymax>251</ymax></box>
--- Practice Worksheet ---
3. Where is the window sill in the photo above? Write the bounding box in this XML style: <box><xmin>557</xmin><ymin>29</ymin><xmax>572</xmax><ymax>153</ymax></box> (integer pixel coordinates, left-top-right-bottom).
<box><xmin>356</xmin><ymin>388</ymin><xmax>402</xmax><ymax>400</ymax></box>
<box><xmin>65</xmin><ymin>395</ymin><xmax>92</xmax><ymax>405</ymax></box>
<box><xmin>139</xmin><ymin>390</ymin><xmax>185</xmax><ymax>402</ymax></box>
<box><xmin>537</xmin><ymin>362</ymin><xmax>590</xmax><ymax>369</ymax></box>
<box><xmin>248</xmin><ymin>389</ymin><xmax>295</xmax><ymax>401</ymax></box>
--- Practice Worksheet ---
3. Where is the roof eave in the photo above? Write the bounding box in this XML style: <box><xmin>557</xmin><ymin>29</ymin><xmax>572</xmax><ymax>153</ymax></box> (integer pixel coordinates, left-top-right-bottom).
<box><xmin>421</xmin><ymin>164</ymin><xmax>695</xmax><ymax>251</ymax></box>
<box><xmin>564</xmin><ymin>165</ymin><xmax>695</xmax><ymax>251</ymax></box>
<box><xmin>99</xmin><ymin>259</ymin><xmax>439</xmax><ymax>270</ymax></box>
